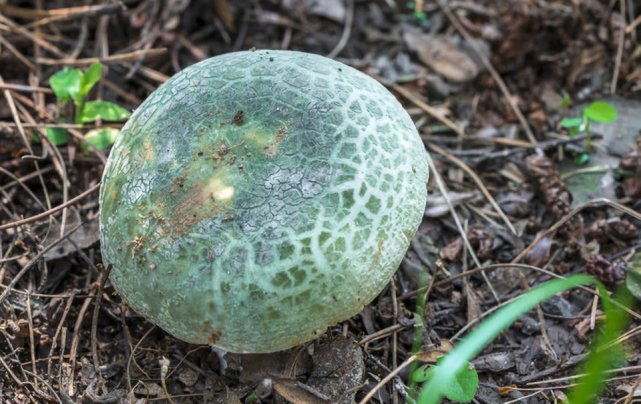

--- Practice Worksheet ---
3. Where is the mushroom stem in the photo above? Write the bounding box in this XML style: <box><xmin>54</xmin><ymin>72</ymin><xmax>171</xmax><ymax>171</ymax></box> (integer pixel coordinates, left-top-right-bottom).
<box><xmin>210</xmin><ymin>345</ymin><xmax>228</xmax><ymax>375</ymax></box>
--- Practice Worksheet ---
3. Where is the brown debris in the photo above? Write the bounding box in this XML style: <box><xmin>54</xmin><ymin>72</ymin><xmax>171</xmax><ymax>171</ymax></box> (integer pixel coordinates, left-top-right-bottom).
<box><xmin>585</xmin><ymin>254</ymin><xmax>626</xmax><ymax>287</ymax></box>
<box><xmin>208</xmin><ymin>329</ymin><xmax>222</xmax><ymax>345</ymax></box>
<box><xmin>263</xmin><ymin>120</ymin><xmax>292</xmax><ymax>157</ymax></box>
<box><xmin>170</xmin><ymin>186</ymin><xmax>222</xmax><ymax>236</ymax></box>
<box><xmin>440</xmin><ymin>228</ymin><xmax>494</xmax><ymax>261</ymax></box>
<box><xmin>231</xmin><ymin>110</ymin><xmax>244</xmax><ymax>126</ymax></box>
<box><xmin>526</xmin><ymin>155</ymin><xmax>571</xmax><ymax>221</ymax></box>
<box><xmin>585</xmin><ymin>218</ymin><xmax>638</xmax><ymax>243</ymax></box>
<box><xmin>619</xmin><ymin>139</ymin><xmax>641</xmax><ymax>198</ymax></box>
<box><xmin>526</xmin><ymin>154</ymin><xmax>585</xmax><ymax>238</ymax></box>
<box><xmin>403</xmin><ymin>30</ymin><xmax>480</xmax><ymax>83</ymax></box>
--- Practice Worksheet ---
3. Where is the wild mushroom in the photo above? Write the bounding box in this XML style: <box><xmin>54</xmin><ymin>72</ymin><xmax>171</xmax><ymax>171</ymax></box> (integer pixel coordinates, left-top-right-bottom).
<box><xmin>99</xmin><ymin>50</ymin><xmax>429</xmax><ymax>353</ymax></box>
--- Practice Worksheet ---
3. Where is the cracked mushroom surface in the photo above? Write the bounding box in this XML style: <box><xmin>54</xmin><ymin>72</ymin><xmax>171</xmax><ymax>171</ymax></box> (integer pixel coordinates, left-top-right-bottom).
<box><xmin>99</xmin><ymin>50</ymin><xmax>429</xmax><ymax>353</ymax></box>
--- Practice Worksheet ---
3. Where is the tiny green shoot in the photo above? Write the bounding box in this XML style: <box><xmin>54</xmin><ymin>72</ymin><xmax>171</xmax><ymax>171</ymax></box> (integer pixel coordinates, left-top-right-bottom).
<box><xmin>561</xmin><ymin>90</ymin><xmax>572</xmax><ymax>108</ymax></box>
<box><xmin>559</xmin><ymin>100</ymin><xmax>618</xmax><ymax>166</ymax></box>
<box><xmin>565</xmin><ymin>285</ymin><xmax>633</xmax><ymax>404</ymax></box>
<box><xmin>47</xmin><ymin>62</ymin><xmax>130</xmax><ymax>149</ymax></box>
<box><xmin>407</xmin><ymin>270</ymin><xmax>431</xmax><ymax>399</ymax></box>
<box><xmin>406</xmin><ymin>1</ymin><xmax>429</xmax><ymax>27</ymax></box>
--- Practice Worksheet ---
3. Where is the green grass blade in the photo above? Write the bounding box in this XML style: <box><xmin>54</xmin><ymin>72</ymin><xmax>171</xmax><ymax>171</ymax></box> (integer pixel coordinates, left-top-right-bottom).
<box><xmin>417</xmin><ymin>274</ymin><xmax>595</xmax><ymax>404</ymax></box>
<box><xmin>566</xmin><ymin>285</ymin><xmax>633</xmax><ymax>404</ymax></box>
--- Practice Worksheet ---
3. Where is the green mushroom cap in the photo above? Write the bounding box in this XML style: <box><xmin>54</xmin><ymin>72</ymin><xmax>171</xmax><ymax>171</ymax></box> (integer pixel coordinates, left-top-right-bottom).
<box><xmin>100</xmin><ymin>50</ymin><xmax>428</xmax><ymax>353</ymax></box>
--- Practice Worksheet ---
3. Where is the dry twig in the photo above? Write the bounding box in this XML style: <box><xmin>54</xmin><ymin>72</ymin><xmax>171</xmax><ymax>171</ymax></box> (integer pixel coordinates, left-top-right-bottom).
<box><xmin>435</xmin><ymin>0</ymin><xmax>537</xmax><ymax>145</ymax></box>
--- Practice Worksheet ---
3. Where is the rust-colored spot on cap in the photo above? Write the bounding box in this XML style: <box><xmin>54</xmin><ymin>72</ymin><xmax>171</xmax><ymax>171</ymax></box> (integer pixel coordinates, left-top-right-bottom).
<box><xmin>208</xmin><ymin>329</ymin><xmax>222</xmax><ymax>344</ymax></box>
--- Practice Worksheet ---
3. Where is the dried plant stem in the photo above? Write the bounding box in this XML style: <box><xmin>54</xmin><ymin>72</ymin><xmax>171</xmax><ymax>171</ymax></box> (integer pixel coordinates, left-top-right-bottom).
<box><xmin>428</xmin><ymin>142</ymin><xmax>517</xmax><ymax>235</ymax></box>
<box><xmin>0</xmin><ymin>221</ymin><xmax>86</xmax><ymax>305</ymax></box>
<box><xmin>91</xmin><ymin>265</ymin><xmax>113</xmax><ymax>376</ymax></box>
<box><xmin>436</xmin><ymin>0</ymin><xmax>537</xmax><ymax>145</ymax></box>
<box><xmin>611</xmin><ymin>0</ymin><xmax>626</xmax><ymax>95</ymax></box>
<box><xmin>36</xmin><ymin>47</ymin><xmax>167</xmax><ymax>65</ymax></box>
<box><xmin>426</xmin><ymin>152</ymin><xmax>501</xmax><ymax>302</ymax></box>
<box><xmin>0</xmin><ymin>183</ymin><xmax>100</xmax><ymax>231</ymax></box>
<box><xmin>358</xmin><ymin>355</ymin><xmax>416</xmax><ymax>404</ymax></box>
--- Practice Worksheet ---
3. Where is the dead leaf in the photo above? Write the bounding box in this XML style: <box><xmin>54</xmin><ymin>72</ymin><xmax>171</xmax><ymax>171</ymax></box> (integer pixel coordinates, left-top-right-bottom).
<box><xmin>134</xmin><ymin>382</ymin><xmax>163</xmax><ymax>396</ymax></box>
<box><xmin>465</xmin><ymin>282</ymin><xmax>483</xmax><ymax>326</ymax></box>
<box><xmin>43</xmin><ymin>215</ymin><xmax>100</xmax><ymax>261</ymax></box>
<box><xmin>473</xmin><ymin>351</ymin><xmax>516</xmax><ymax>372</ymax></box>
<box><xmin>281</xmin><ymin>0</ymin><xmax>346</xmax><ymax>23</ymax></box>
<box><xmin>231</xmin><ymin>349</ymin><xmax>311</xmax><ymax>383</ymax></box>
<box><xmin>424</xmin><ymin>191</ymin><xmax>480</xmax><ymax>217</ymax></box>
<box><xmin>617</xmin><ymin>382</ymin><xmax>641</xmax><ymax>396</ymax></box>
<box><xmin>440</xmin><ymin>237</ymin><xmax>463</xmax><ymax>261</ymax></box>
<box><xmin>415</xmin><ymin>340</ymin><xmax>454</xmax><ymax>363</ymax></box>
<box><xmin>178</xmin><ymin>368</ymin><xmax>199</xmax><ymax>387</ymax></box>
<box><xmin>225</xmin><ymin>387</ymin><xmax>243</xmax><ymax>404</ymax></box>
<box><xmin>214</xmin><ymin>0</ymin><xmax>234</xmax><ymax>31</ymax></box>
<box><xmin>404</xmin><ymin>30</ymin><xmax>480</xmax><ymax>83</ymax></box>
<box><xmin>498</xmin><ymin>384</ymin><xmax>518</xmax><ymax>396</ymax></box>
<box><xmin>525</xmin><ymin>233</ymin><xmax>551</xmax><ymax>266</ymax></box>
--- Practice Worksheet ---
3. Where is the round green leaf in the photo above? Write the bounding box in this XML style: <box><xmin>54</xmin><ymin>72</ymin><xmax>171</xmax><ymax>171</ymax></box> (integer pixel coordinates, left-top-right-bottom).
<box><xmin>83</xmin><ymin>127</ymin><xmax>120</xmax><ymax>150</ymax></box>
<box><xmin>49</xmin><ymin>68</ymin><xmax>82</xmax><ymax>104</ymax></box>
<box><xmin>79</xmin><ymin>101</ymin><xmax>131</xmax><ymax>123</ymax></box>
<box><xmin>413</xmin><ymin>358</ymin><xmax>479</xmax><ymax>403</ymax></box>
<box><xmin>411</xmin><ymin>364</ymin><xmax>432</xmax><ymax>382</ymax></box>
<box><xmin>583</xmin><ymin>101</ymin><xmax>618</xmax><ymax>123</ymax></box>
<box><xmin>446</xmin><ymin>362</ymin><xmax>479</xmax><ymax>402</ymax></box>
<box><xmin>45</xmin><ymin>127</ymin><xmax>69</xmax><ymax>146</ymax></box>
<box><xmin>422</xmin><ymin>358</ymin><xmax>478</xmax><ymax>403</ymax></box>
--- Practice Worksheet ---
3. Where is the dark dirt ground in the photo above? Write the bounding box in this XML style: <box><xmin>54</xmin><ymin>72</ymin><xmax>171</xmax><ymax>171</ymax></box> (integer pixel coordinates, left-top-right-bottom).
<box><xmin>2</xmin><ymin>0</ymin><xmax>641</xmax><ymax>403</ymax></box>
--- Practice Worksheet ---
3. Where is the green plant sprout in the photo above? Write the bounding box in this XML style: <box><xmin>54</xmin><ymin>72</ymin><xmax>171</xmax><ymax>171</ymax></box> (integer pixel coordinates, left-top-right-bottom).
<box><xmin>406</xmin><ymin>1</ymin><xmax>429</xmax><ymax>27</ymax></box>
<box><xmin>559</xmin><ymin>100</ymin><xmax>618</xmax><ymax>166</ymax></box>
<box><xmin>405</xmin><ymin>270</ymin><xmax>480</xmax><ymax>403</ymax></box>
<box><xmin>412</xmin><ymin>274</ymin><xmax>632</xmax><ymax>403</ymax></box>
<box><xmin>47</xmin><ymin>62</ymin><xmax>130</xmax><ymax>150</ymax></box>
<box><xmin>412</xmin><ymin>356</ymin><xmax>478</xmax><ymax>402</ymax></box>
<box><xmin>561</xmin><ymin>90</ymin><xmax>572</xmax><ymax>108</ymax></box>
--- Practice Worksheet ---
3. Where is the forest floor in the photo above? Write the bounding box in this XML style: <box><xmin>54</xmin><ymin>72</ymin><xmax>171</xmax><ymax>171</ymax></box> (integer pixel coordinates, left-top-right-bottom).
<box><xmin>1</xmin><ymin>0</ymin><xmax>641</xmax><ymax>403</ymax></box>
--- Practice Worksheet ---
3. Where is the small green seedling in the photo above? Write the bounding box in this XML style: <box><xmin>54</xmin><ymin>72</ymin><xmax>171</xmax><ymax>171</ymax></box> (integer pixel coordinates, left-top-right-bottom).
<box><xmin>406</xmin><ymin>1</ymin><xmax>429</xmax><ymax>27</ymax></box>
<box><xmin>412</xmin><ymin>357</ymin><xmax>478</xmax><ymax>403</ymax></box>
<box><xmin>47</xmin><ymin>62</ymin><xmax>130</xmax><ymax>149</ymax></box>
<box><xmin>561</xmin><ymin>90</ymin><xmax>572</xmax><ymax>108</ymax></box>
<box><xmin>559</xmin><ymin>100</ymin><xmax>618</xmax><ymax>166</ymax></box>
<box><xmin>406</xmin><ymin>270</ymin><xmax>480</xmax><ymax>403</ymax></box>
